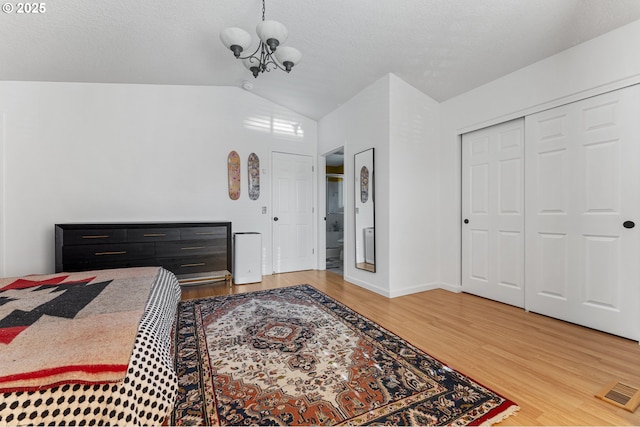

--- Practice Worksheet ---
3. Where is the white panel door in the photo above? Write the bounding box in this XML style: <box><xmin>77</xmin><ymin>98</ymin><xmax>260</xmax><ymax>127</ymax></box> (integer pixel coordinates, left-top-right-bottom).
<box><xmin>525</xmin><ymin>86</ymin><xmax>640</xmax><ymax>340</ymax></box>
<box><xmin>272</xmin><ymin>152</ymin><xmax>315</xmax><ymax>273</ymax></box>
<box><xmin>462</xmin><ymin>118</ymin><xmax>525</xmax><ymax>307</ymax></box>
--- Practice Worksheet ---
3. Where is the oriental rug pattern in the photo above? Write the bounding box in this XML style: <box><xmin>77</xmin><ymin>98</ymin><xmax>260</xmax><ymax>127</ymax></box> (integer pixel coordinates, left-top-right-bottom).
<box><xmin>171</xmin><ymin>285</ymin><xmax>518</xmax><ymax>426</ymax></box>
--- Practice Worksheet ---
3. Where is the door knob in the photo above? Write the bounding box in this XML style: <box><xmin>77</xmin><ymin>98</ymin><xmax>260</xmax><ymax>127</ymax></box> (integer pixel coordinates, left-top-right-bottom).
<box><xmin>273</xmin><ymin>217</ymin><xmax>279</xmax><ymax>222</ymax></box>
<box><xmin>464</xmin><ymin>219</ymin><xmax>469</xmax><ymax>224</ymax></box>
<box><xmin>623</xmin><ymin>220</ymin><xmax>635</xmax><ymax>229</ymax></box>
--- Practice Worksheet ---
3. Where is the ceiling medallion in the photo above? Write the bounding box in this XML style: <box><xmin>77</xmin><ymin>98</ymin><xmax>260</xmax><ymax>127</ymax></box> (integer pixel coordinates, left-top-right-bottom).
<box><xmin>220</xmin><ymin>0</ymin><xmax>302</xmax><ymax>78</ymax></box>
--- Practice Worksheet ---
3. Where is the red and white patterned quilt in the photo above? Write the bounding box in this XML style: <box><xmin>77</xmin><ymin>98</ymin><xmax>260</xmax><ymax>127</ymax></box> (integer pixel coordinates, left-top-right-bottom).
<box><xmin>0</xmin><ymin>267</ymin><xmax>180</xmax><ymax>426</ymax></box>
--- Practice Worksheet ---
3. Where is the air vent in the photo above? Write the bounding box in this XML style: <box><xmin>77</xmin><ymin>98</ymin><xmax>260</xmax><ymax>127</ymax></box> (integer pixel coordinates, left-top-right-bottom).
<box><xmin>596</xmin><ymin>381</ymin><xmax>640</xmax><ymax>412</ymax></box>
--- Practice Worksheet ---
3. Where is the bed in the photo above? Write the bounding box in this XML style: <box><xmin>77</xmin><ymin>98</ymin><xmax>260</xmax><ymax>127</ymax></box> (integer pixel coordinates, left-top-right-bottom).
<box><xmin>0</xmin><ymin>266</ymin><xmax>180</xmax><ymax>426</ymax></box>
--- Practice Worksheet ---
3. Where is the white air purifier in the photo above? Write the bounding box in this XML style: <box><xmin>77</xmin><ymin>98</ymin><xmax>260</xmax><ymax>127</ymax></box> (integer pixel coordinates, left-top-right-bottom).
<box><xmin>233</xmin><ymin>232</ymin><xmax>262</xmax><ymax>284</ymax></box>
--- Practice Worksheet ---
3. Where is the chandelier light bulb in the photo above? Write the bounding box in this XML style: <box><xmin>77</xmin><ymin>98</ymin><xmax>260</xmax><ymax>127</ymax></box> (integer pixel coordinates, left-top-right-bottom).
<box><xmin>256</xmin><ymin>20</ymin><xmax>288</xmax><ymax>52</ymax></box>
<box><xmin>274</xmin><ymin>46</ymin><xmax>302</xmax><ymax>72</ymax></box>
<box><xmin>242</xmin><ymin>57</ymin><xmax>261</xmax><ymax>78</ymax></box>
<box><xmin>220</xmin><ymin>27</ymin><xmax>252</xmax><ymax>58</ymax></box>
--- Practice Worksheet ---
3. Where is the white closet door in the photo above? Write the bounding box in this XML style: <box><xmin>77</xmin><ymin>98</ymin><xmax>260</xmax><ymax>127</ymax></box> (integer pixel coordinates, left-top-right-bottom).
<box><xmin>525</xmin><ymin>86</ymin><xmax>640</xmax><ymax>340</ymax></box>
<box><xmin>462</xmin><ymin>118</ymin><xmax>525</xmax><ymax>308</ymax></box>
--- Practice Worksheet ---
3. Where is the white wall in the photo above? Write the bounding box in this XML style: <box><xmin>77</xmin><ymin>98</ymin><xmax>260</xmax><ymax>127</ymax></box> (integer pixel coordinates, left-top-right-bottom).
<box><xmin>0</xmin><ymin>82</ymin><xmax>317</xmax><ymax>277</ymax></box>
<box><xmin>319</xmin><ymin>75</ymin><xmax>391</xmax><ymax>295</ymax></box>
<box><xmin>439</xmin><ymin>19</ymin><xmax>640</xmax><ymax>289</ymax></box>
<box><xmin>388</xmin><ymin>75</ymin><xmax>441</xmax><ymax>297</ymax></box>
<box><xmin>319</xmin><ymin>74</ymin><xmax>442</xmax><ymax>298</ymax></box>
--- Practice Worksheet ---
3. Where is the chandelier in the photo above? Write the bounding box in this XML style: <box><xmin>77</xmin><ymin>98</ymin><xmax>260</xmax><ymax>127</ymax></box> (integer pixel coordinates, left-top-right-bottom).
<box><xmin>220</xmin><ymin>0</ymin><xmax>302</xmax><ymax>78</ymax></box>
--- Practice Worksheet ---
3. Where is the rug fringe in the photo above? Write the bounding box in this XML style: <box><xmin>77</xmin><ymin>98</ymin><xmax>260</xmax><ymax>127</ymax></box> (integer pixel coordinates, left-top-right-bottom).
<box><xmin>480</xmin><ymin>404</ymin><xmax>520</xmax><ymax>426</ymax></box>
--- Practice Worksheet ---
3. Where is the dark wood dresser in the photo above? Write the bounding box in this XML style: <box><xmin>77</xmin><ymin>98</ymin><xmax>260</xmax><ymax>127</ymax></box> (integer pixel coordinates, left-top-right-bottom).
<box><xmin>55</xmin><ymin>222</ymin><xmax>232</xmax><ymax>283</ymax></box>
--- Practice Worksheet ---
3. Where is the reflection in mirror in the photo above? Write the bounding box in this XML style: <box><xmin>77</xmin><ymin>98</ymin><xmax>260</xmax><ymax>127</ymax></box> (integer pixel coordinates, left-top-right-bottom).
<box><xmin>326</xmin><ymin>170</ymin><xmax>344</xmax><ymax>276</ymax></box>
<box><xmin>354</xmin><ymin>148</ymin><xmax>375</xmax><ymax>272</ymax></box>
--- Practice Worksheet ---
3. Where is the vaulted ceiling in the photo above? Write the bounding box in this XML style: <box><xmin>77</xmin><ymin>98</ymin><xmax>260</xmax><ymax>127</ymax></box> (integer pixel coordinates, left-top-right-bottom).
<box><xmin>2</xmin><ymin>0</ymin><xmax>640</xmax><ymax>119</ymax></box>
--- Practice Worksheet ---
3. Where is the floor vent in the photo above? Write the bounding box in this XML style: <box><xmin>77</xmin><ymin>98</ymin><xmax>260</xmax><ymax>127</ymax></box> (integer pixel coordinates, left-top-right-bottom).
<box><xmin>596</xmin><ymin>381</ymin><xmax>640</xmax><ymax>412</ymax></box>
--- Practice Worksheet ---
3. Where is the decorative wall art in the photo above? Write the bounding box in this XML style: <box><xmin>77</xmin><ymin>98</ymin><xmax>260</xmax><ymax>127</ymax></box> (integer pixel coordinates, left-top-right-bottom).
<box><xmin>360</xmin><ymin>165</ymin><xmax>369</xmax><ymax>203</ymax></box>
<box><xmin>227</xmin><ymin>151</ymin><xmax>241</xmax><ymax>200</ymax></box>
<box><xmin>248</xmin><ymin>152</ymin><xmax>260</xmax><ymax>201</ymax></box>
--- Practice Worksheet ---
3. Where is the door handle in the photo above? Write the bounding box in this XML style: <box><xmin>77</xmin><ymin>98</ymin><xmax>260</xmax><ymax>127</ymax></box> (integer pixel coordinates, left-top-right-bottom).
<box><xmin>274</xmin><ymin>217</ymin><xmax>279</xmax><ymax>222</ymax></box>
<box><xmin>464</xmin><ymin>219</ymin><xmax>469</xmax><ymax>224</ymax></box>
<box><xmin>623</xmin><ymin>220</ymin><xmax>635</xmax><ymax>229</ymax></box>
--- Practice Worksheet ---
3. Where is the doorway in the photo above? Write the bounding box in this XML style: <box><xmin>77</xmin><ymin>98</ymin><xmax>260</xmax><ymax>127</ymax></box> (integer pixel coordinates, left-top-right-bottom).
<box><xmin>325</xmin><ymin>148</ymin><xmax>344</xmax><ymax>275</ymax></box>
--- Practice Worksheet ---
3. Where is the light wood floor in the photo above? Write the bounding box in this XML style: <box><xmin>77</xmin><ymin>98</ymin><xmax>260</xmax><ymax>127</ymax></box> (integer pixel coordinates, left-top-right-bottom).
<box><xmin>181</xmin><ymin>270</ymin><xmax>640</xmax><ymax>426</ymax></box>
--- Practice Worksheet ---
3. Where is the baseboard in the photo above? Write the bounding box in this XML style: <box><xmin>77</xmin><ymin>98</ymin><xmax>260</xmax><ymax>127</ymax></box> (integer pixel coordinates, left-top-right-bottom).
<box><xmin>342</xmin><ymin>275</ymin><xmax>391</xmax><ymax>298</ymax></box>
<box><xmin>388</xmin><ymin>282</ymin><xmax>442</xmax><ymax>298</ymax></box>
<box><xmin>438</xmin><ymin>282</ymin><xmax>463</xmax><ymax>293</ymax></box>
<box><xmin>341</xmin><ymin>277</ymin><xmax>463</xmax><ymax>299</ymax></box>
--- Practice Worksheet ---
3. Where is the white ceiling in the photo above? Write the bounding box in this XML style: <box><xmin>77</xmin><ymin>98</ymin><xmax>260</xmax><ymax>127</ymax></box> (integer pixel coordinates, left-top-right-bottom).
<box><xmin>2</xmin><ymin>0</ymin><xmax>640</xmax><ymax>120</ymax></box>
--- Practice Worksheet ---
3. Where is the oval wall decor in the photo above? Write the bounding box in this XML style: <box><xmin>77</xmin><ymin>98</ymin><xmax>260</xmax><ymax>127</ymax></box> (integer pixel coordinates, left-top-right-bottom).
<box><xmin>248</xmin><ymin>153</ymin><xmax>260</xmax><ymax>200</ymax></box>
<box><xmin>360</xmin><ymin>165</ymin><xmax>369</xmax><ymax>203</ymax></box>
<box><xmin>228</xmin><ymin>151</ymin><xmax>241</xmax><ymax>200</ymax></box>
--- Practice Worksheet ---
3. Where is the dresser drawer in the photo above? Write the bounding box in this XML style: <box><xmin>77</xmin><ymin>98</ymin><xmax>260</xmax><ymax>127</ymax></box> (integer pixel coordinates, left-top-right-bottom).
<box><xmin>62</xmin><ymin>243</ymin><xmax>155</xmax><ymax>264</ymax></box>
<box><xmin>62</xmin><ymin>228</ymin><xmax>127</xmax><ymax>245</ymax></box>
<box><xmin>180</xmin><ymin>227</ymin><xmax>227</xmax><ymax>240</ymax></box>
<box><xmin>61</xmin><ymin>257</ymin><xmax>155</xmax><ymax>273</ymax></box>
<box><xmin>159</xmin><ymin>256</ymin><xmax>228</xmax><ymax>276</ymax></box>
<box><xmin>155</xmin><ymin>240</ymin><xmax>226</xmax><ymax>258</ymax></box>
<box><xmin>127</xmin><ymin>228</ymin><xmax>180</xmax><ymax>242</ymax></box>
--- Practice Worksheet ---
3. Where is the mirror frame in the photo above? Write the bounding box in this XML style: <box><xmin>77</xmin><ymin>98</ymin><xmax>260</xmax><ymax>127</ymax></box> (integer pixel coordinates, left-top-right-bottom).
<box><xmin>354</xmin><ymin>148</ymin><xmax>375</xmax><ymax>272</ymax></box>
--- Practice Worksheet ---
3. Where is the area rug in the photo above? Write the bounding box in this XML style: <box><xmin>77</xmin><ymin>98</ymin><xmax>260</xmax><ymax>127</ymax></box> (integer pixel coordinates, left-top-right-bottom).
<box><xmin>171</xmin><ymin>285</ymin><xmax>519</xmax><ymax>426</ymax></box>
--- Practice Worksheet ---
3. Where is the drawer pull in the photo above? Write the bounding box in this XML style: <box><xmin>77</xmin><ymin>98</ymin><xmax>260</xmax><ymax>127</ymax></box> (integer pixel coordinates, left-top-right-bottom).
<box><xmin>181</xmin><ymin>246</ymin><xmax>205</xmax><ymax>250</ymax></box>
<box><xmin>195</xmin><ymin>232</ymin><xmax>215</xmax><ymax>235</ymax></box>
<box><xmin>143</xmin><ymin>233</ymin><xmax>166</xmax><ymax>237</ymax></box>
<box><xmin>95</xmin><ymin>251</ymin><xmax>127</xmax><ymax>256</ymax></box>
<box><xmin>83</xmin><ymin>235</ymin><xmax>109</xmax><ymax>239</ymax></box>
<box><xmin>181</xmin><ymin>263</ymin><xmax>206</xmax><ymax>268</ymax></box>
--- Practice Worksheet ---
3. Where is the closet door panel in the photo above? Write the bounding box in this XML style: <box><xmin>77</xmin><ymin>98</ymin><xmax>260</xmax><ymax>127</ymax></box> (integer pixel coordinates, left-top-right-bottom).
<box><xmin>525</xmin><ymin>85</ymin><xmax>640</xmax><ymax>340</ymax></box>
<box><xmin>536</xmin><ymin>232</ymin><xmax>569</xmax><ymax>300</ymax></box>
<box><xmin>462</xmin><ymin>118</ymin><xmax>525</xmax><ymax>308</ymax></box>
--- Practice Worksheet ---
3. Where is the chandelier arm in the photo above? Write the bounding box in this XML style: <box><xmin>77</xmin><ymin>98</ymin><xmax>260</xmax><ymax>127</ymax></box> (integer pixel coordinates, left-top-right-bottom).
<box><xmin>259</xmin><ymin>41</ymin><xmax>287</xmax><ymax>72</ymax></box>
<box><xmin>264</xmin><ymin>54</ymin><xmax>287</xmax><ymax>72</ymax></box>
<box><xmin>260</xmin><ymin>43</ymin><xmax>286</xmax><ymax>72</ymax></box>
<box><xmin>238</xmin><ymin>42</ymin><xmax>288</xmax><ymax>77</ymax></box>
<box><xmin>262</xmin><ymin>57</ymin><xmax>285</xmax><ymax>73</ymax></box>
<box><xmin>237</xmin><ymin>43</ymin><xmax>263</xmax><ymax>61</ymax></box>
